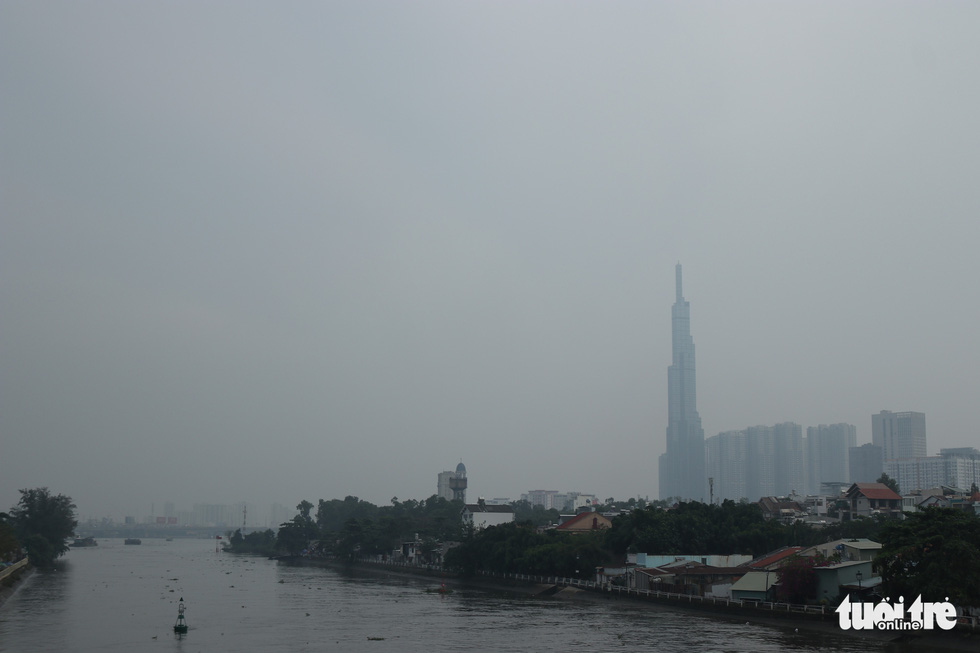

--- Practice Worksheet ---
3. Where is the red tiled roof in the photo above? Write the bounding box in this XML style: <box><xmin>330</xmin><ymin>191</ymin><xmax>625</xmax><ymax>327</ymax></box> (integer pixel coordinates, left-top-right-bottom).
<box><xmin>850</xmin><ymin>483</ymin><xmax>902</xmax><ymax>500</ymax></box>
<box><xmin>556</xmin><ymin>512</ymin><xmax>609</xmax><ymax>530</ymax></box>
<box><xmin>750</xmin><ymin>546</ymin><xmax>803</xmax><ymax>569</ymax></box>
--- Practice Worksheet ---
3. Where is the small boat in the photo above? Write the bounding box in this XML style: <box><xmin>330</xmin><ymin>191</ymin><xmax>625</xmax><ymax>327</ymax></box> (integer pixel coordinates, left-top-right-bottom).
<box><xmin>72</xmin><ymin>537</ymin><xmax>97</xmax><ymax>547</ymax></box>
<box><xmin>124</xmin><ymin>538</ymin><xmax>142</xmax><ymax>545</ymax></box>
<box><xmin>173</xmin><ymin>597</ymin><xmax>188</xmax><ymax>634</ymax></box>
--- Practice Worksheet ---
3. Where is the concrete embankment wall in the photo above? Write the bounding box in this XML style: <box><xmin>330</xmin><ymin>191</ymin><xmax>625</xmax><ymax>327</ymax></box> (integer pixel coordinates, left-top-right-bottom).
<box><xmin>0</xmin><ymin>559</ymin><xmax>29</xmax><ymax>582</ymax></box>
<box><xmin>0</xmin><ymin>559</ymin><xmax>33</xmax><ymax>610</ymax></box>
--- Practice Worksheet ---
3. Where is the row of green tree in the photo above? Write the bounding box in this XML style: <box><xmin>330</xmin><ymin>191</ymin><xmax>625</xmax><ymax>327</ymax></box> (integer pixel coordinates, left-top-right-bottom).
<box><xmin>225</xmin><ymin>495</ymin><xmax>478</xmax><ymax>558</ymax></box>
<box><xmin>222</xmin><ymin>491</ymin><xmax>980</xmax><ymax>607</ymax></box>
<box><xmin>447</xmin><ymin>501</ymin><xmax>980</xmax><ymax>607</ymax></box>
<box><xmin>1</xmin><ymin>488</ymin><xmax>78</xmax><ymax>568</ymax></box>
<box><xmin>444</xmin><ymin>499</ymin><xmax>894</xmax><ymax>576</ymax></box>
<box><xmin>226</xmin><ymin>493</ymin><xmax>895</xmax><ymax>564</ymax></box>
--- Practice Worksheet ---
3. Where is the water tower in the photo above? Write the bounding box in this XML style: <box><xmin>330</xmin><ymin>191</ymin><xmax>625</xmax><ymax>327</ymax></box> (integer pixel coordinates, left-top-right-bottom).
<box><xmin>449</xmin><ymin>461</ymin><xmax>467</xmax><ymax>503</ymax></box>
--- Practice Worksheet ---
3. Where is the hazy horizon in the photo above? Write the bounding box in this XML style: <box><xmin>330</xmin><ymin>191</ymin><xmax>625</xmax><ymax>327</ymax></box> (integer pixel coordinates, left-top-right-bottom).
<box><xmin>3</xmin><ymin>3</ymin><xmax>979</xmax><ymax>522</ymax></box>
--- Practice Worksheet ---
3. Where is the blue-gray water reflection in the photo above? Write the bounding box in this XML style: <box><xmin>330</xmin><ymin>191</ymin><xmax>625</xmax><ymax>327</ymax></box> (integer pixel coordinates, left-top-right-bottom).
<box><xmin>1</xmin><ymin>539</ymin><xmax>888</xmax><ymax>652</ymax></box>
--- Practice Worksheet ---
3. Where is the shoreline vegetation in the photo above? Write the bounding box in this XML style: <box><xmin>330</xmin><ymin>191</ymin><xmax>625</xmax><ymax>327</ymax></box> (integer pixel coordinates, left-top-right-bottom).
<box><xmin>218</xmin><ymin>497</ymin><xmax>980</xmax><ymax>622</ymax></box>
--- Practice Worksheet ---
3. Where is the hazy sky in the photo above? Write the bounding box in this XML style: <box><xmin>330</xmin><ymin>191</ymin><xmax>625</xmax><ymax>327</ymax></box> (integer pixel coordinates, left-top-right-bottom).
<box><xmin>3</xmin><ymin>2</ymin><xmax>979</xmax><ymax>521</ymax></box>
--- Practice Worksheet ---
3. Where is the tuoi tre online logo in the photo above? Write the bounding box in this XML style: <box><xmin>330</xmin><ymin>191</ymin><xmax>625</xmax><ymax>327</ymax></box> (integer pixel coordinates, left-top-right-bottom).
<box><xmin>836</xmin><ymin>594</ymin><xmax>957</xmax><ymax>631</ymax></box>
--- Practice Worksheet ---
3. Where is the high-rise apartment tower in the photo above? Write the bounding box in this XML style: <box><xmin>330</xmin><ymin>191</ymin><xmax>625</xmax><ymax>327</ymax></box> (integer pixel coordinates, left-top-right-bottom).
<box><xmin>872</xmin><ymin>411</ymin><xmax>926</xmax><ymax>461</ymax></box>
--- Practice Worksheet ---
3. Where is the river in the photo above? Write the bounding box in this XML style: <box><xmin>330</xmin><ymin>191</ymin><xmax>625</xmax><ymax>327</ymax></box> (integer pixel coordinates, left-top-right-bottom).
<box><xmin>0</xmin><ymin>538</ymin><xmax>895</xmax><ymax>652</ymax></box>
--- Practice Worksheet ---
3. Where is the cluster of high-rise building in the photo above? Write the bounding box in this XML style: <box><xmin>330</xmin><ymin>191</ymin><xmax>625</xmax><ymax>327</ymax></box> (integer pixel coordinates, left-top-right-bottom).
<box><xmin>121</xmin><ymin>501</ymin><xmax>297</xmax><ymax>528</ymax></box>
<box><xmin>520</xmin><ymin>490</ymin><xmax>598</xmax><ymax>512</ymax></box>
<box><xmin>658</xmin><ymin>266</ymin><xmax>980</xmax><ymax>502</ymax></box>
<box><xmin>434</xmin><ymin>464</ymin><xmax>599</xmax><ymax>514</ymax></box>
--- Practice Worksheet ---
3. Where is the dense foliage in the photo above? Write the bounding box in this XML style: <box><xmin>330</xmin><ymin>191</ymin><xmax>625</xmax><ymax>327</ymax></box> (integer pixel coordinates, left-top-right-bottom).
<box><xmin>227</xmin><ymin>528</ymin><xmax>277</xmax><ymax>555</ymax></box>
<box><xmin>606</xmin><ymin>500</ymin><xmax>815</xmax><ymax>558</ymax></box>
<box><xmin>7</xmin><ymin>488</ymin><xmax>77</xmax><ymax>567</ymax></box>
<box><xmin>225</xmin><ymin>495</ymin><xmax>464</xmax><ymax>560</ymax></box>
<box><xmin>219</xmin><ymin>490</ymin><xmax>980</xmax><ymax>610</ymax></box>
<box><xmin>511</xmin><ymin>500</ymin><xmax>561</xmax><ymax>528</ymax></box>
<box><xmin>0</xmin><ymin>520</ymin><xmax>21</xmax><ymax>562</ymax></box>
<box><xmin>874</xmin><ymin>507</ymin><xmax>980</xmax><ymax>606</ymax></box>
<box><xmin>444</xmin><ymin>522</ymin><xmax>605</xmax><ymax>578</ymax></box>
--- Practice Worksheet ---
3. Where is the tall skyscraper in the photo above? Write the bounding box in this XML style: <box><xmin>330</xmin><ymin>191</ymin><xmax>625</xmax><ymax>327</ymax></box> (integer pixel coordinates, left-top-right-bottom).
<box><xmin>773</xmin><ymin>422</ymin><xmax>805</xmax><ymax>496</ymax></box>
<box><xmin>805</xmin><ymin>423</ymin><xmax>857</xmax><ymax>493</ymax></box>
<box><xmin>848</xmin><ymin>443</ymin><xmax>884</xmax><ymax>484</ymax></box>
<box><xmin>744</xmin><ymin>424</ymin><xmax>775</xmax><ymax>500</ymax></box>
<box><xmin>872</xmin><ymin>410</ymin><xmax>926</xmax><ymax>460</ymax></box>
<box><xmin>706</xmin><ymin>430</ymin><xmax>746</xmax><ymax>502</ymax></box>
<box><xmin>659</xmin><ymin>264</ymin><xmax>706</xmax><ymax>501</ymax></box>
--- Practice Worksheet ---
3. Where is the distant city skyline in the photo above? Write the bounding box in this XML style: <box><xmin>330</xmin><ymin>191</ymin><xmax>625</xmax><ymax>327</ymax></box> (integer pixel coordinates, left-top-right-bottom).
<box><xmin>4</xmin><ymin>4</ymin><xmax>980</xmax><ymax>520</ymax></box>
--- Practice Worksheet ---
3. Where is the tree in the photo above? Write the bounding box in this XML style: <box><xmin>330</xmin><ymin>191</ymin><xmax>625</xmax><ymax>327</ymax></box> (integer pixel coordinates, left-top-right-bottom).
<box><xmin>296</xmin><ymin>500</ymin><xmax>315</xmax><ymax>523</ymax></box>
<box><xmin>776</xmin><ymin>554</ymin><xmax>829</xmax><ymax>604</ymax></box>
<box><xmin>277</xmin><ymin>517</ymin><xmax>313</xmax><ymax>556</ymax></box>
<box><xmin>9</xmin><ymin>488</ymin><xmax>77</xmax><ymax>567</ymax></box>
<box><xmin>876</xmin><ymin>473</ymin><xmax>900</xmax><ymax>494</ymax></box>
<box><xmin>0</xmin><ymin>519</ymin><xmax>22</xmax><ymax>561</ymax></box>
<box><xmin>225</xmin><ymin>528</ymin><xmax>276</xmax><ymax>555</ymax></box>
<box><xmin>874</xmin><ymin>508</ymin><xmax>980</xmax><ymax>606</ymax></box>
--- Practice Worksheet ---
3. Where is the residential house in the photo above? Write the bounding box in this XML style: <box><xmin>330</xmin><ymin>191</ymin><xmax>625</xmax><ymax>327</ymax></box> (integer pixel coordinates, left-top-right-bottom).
<box><xmin>839</xmin><ymin>483</ymin><xmax>902</xmax><ymax>521</ymax></box>
<box><xmin>801</xmin><ymin>538</ymin><xmax>881</xmax><ymax>563</ymax></box>
<box><xmin>555</xmin><ymin>511</ymin><xmax>612</xmax><ymax>533</ymax></box>
<box><xmin>634</xmin><ymin>567</ymin><xmax>674</xmax><ymax>591</ymax></box>
<box><xmin>631</xmin><ymin>552</ymin><xmax>753</xmax><ymax>568</ymax></box>
<box><xmin>731</xmin><ymin>571</ymin><xmax>776</xmax><ymax>602</ymax></box>
<box><xmin>748</xmin><ymin>546</ymin><xmax>804</xmax><ymax>570</ymax></box>
<box><xmin>757</xmin><ymin>497</ymin><xmax>805</xmax><ymax>523</ymax></box>
<box><xmin>814</xmin><ymin>560</ymin><xmax>875</xmax><ymax>603</ymax></box>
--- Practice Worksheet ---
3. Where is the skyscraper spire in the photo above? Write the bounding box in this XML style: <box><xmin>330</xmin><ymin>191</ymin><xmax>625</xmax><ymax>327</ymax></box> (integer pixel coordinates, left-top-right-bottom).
<box><xmin>676</xmin><ymin>262</ymin><xmax>683</xmax><ymax>301</ymax></box>
<box><xmin>659</xmin><ymin>263</ymin><xmax>706</xmax><ymax>502</ymax></box>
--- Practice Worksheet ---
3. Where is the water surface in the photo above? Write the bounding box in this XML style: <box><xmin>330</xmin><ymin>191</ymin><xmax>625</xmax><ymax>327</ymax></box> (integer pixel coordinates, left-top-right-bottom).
<box><xmin>0</xmin><ymin>539</ymin><xmax>889</xmax><ymax>652</ymax></box>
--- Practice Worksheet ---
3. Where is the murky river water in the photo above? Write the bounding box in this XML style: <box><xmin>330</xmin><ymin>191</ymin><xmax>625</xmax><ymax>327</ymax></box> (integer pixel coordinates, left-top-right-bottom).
<box><xmin>1</xmin><ymin>538</ymin><xmax>893</xmax><ymax>652</ymax></box>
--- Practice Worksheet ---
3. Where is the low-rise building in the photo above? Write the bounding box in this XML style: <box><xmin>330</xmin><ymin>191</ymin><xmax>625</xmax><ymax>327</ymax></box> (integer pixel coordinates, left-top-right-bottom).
<box><xmin>555</xmin><ymin>511</ymin><xmax>612</xmax><ymax>533</ymax></box>
<box><xmin>840</xmin><ymin>483</ymin><xmax>902</xmax><ymax>521</ymax></box>
<box><xmin>757</xmin><ymin>497</ymin><xmax>805</xmax><ymax>522</ymax></box>
<box><xmin>802</xmin><ymin>538</ymin><xmax>881</xmax><ymax>562</ymax></box>
<box><xmin>461</xmin><ymin>500</ymin><xmax>515</xmax><ymax>530</ymax></box>
<box><xmin>748</xmin><ymin>546</ymin><xmax>804</xmax><ymax>570</ymax></box>
<box><xmin>730</xmin><ymin>571</ymin><xmax>776</xmax><ymax>602</ymax></box>
<box><xmin>814</xmin><ymin>560</ymin><xmax>875</xmax><ymax>603</ymax></box>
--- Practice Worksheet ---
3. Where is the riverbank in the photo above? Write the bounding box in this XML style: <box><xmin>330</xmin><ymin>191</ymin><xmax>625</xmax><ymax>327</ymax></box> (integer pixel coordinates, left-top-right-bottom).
<box><xmin>0</xmin><ymin>563</ymin><xmax>33</xmax><ymax>610</ymax></box>
<box><xmin>282</xmin><ymin>557</ymin><xmax>977</xmax><ymax>652</ymax></box>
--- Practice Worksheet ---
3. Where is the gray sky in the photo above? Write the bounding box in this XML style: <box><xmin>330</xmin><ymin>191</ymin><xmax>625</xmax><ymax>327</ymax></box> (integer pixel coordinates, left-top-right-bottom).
<box><xmin>3</xmin><ymin>2</ymin><xmax>979</xmax><ymax>521</ymax></box>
